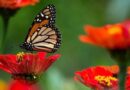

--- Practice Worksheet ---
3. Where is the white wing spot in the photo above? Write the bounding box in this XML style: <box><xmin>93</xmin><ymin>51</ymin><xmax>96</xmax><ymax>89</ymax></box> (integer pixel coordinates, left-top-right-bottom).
<box><xmin>37</xmin><ymin>28</ymin><xmax>40</xmax><ymax>31</ymax></box>
<box><xmin>40</xmin><ymin>13</ymin><xmax>44</xmax><ymax>17</ymax></box>
<box><xmin>37</xmin><ymin>18</ymin><xmax>39</xmax><ymax>21</ymax></box>
<box><xmin>39</xmin><ymin>20</ymin><xmax>42</xmax><ymax>22</ymax></box>
<box><xmin>45</xmin><ymin>16</ymin><xmax>49</xmax><ymax>19</ymax></box>
<box><xmin>50</xmin><ymin>18</ymin><xmax>53</xmax><ymax>20</ymax></box>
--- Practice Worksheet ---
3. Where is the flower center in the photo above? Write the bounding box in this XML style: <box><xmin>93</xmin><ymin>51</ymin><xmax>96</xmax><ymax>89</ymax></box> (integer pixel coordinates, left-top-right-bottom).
<box><xmin>12</xmin><ymin>74</ymin><xmax>40</xmax><ymax>82</ymax></box>
<box><xmin>108</xmin><ymin>26</ymin><xmax>122</xmax><ymax>35</ymax></box>
<box><xmin>95</xmin><ymin>75</ymin><xmax>117</xmax><ymax>87</ymax></box>
<box><xmin>16</xmin><ymin>52</ymin><xmax>25</xmax><ymax>62</ymax></box>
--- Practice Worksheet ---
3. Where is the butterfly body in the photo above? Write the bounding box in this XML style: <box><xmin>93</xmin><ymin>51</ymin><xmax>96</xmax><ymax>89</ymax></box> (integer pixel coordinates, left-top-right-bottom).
<box><xmin>20</xmin><ymin>42</ymin><xmax>33</xmax><ymax>51</ymax></box>
<box><xmin>20</xmin><ymin>4</ymin><xmax>61</xmax><ymax>53</ymax></box>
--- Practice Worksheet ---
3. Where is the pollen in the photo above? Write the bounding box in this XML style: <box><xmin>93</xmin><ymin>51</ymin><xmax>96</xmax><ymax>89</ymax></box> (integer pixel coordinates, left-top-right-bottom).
<box><xmin>95</xmin><ymin>75</ymin><xmax>117</xmax><ymax>87</ymax></box>
<box><xmin>16</xmin><ymin>52</ymin><xmax>25</xmax><ymax>62</ymax></box>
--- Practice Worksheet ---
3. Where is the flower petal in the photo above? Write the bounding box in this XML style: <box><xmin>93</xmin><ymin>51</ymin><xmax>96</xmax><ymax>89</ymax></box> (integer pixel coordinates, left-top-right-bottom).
<box><xmin>80</xmin><ymin>21</ymin><xmax>130</xmax><ymax>49</ymax></box>
<box><xmin>37</xmin><ymin>52</ymin><xmax>47</xmax><ymax>60</ymax></box>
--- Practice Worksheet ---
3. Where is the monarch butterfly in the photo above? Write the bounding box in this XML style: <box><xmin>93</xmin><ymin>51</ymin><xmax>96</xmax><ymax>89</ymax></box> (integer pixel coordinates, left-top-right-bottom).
<box><xmin>20</xmin><ymin>4</ymin><xmax>61</xmax><ymax>53</ymax></box>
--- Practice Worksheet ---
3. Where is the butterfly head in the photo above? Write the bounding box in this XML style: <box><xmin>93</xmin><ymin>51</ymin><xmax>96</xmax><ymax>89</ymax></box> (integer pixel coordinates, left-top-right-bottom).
<box><xmin>20</xmin><ymin>42</ymin><xmax>33</xmax><ymax>51</ymax></box>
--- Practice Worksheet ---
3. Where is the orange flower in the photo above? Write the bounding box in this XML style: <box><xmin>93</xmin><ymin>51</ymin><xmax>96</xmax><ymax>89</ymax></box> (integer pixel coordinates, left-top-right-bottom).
<box><xmin>74</xmin><ymin>66</ymin><xmax>118</xmax><ymax>90</ymax></box>
<box><xmin>127</xmin><ymin>66</ymin><xmax>130</xmax><ymax>75</ymax></box>
<box><xmin>79</xmin><ymin>21</ymin><xmax>130</xmax><ymax>49</ymax></box>
<box><xmin>0</xmin><ymin>0</ymin><xmax>39</xmax><ymax>9</ymax></box>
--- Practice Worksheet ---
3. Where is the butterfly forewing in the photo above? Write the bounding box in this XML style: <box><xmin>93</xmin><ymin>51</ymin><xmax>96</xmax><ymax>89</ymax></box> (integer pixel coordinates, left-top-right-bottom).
<box><xmin>33</xmin><ymin>4</ymin><xmax>56</xmax><ymax>25</ymax></box>
<box><xmin>27</xmin><ymin>4</ymin><xmax>56</xmax><ymax>38</ymax></box>
<box><xmin>21</xmin><ymin>4</ymin><xmax>61</xmax><ymax>53</ymax></box>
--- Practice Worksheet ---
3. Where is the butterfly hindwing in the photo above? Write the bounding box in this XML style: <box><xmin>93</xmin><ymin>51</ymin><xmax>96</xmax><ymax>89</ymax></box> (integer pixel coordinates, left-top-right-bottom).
<box><xmin>30</xmin><ymin>25</ymin><xmax>61</xmax><ymax>52</ymax></box>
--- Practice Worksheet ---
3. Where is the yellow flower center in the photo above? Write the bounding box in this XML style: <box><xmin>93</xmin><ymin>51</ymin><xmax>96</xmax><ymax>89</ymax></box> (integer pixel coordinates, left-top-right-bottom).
<box><xmin>16</xmin><ymin>52</ymin><xmax>25</xmax><ymax>62</ymax></box>
<box><xmin>95</xmin><ymin>75</ymin><xmax>117</xmax><ymax>87</ymax></box>
<box><xmin>108</xmin><ymin>26</ymin><xmax>122</xmax><ymax>35</ymax></box>
<box><xmin>0</xmin><ymin>80</ymin><xmax>7</xmax><ymax>90</ymax></box>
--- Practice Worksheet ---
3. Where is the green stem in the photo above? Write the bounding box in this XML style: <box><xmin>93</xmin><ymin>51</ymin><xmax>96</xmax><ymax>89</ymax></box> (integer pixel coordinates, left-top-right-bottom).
<box><xmin>2</xmin><ymin>14</ymin><xmax>9</xmax><ymax>41</ymax></box>
<box><xmin>109</xmin><ymin>49</ymin><xmax>127</xmax><ymax>90</ymax></box>
<box><xmin>118</xmin><ymin>61</ymin><xmax>127</xmax><ymax>90</ymax></box>
<box><xmin>1</xmin><ymin>12</ymin><xmax>10</xmax><ymax>53</ymax></box>
<box><xmin>0</xmin><ymin>8</ymin><xmax>18</xmax><ymax>53</ymax></box>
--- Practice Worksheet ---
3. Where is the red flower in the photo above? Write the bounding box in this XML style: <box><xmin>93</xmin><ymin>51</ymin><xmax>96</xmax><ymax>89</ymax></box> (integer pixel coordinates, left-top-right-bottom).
<box><xmin>79</xmin><ymin>20</ymin><xmax>130</xmax><ymax>49</ymax></box>
<box><xmin>126</xmin><ymin>76</ymin><xmax>130</xmax><ymax>90</ymax></box>
<box><xmin>100</xmin><ymin>65</ymin><xmax>119</xmax><ymax>75</ymax></box>
<box><xmin>0</xmin><ymin>0</ymin><xmax>39</xmax><ymax>9</ymax></box>
<box><xmin>74</xmin><ymin>66</ymin><xmax>118</xmax><ymax>90</ymax></box>
<box><xmin>9</xmin><ymin>80</ymin><xmax>40</xmax><ymax>90</ymax></box>
<box><xmin>0</xmin><ymin>52</ymin><xmax>60</xmax><ymax>83</ymax></box>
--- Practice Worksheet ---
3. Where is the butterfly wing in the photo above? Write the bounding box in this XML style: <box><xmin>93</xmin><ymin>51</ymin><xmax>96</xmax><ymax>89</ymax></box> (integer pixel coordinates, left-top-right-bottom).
<box><xmin>26</xmin><ymin>26</ymin><xmax>61</xmax><ymax>52</ymax></box>
<box><xmin>21</xmin><ymin>4</ymin><xmax>61</xmax><ymax>52</ymax></box>
<box><xmin>26</xmin><ymin>4</ymin><xmax>56</xmax><ymax>39</ymax></box>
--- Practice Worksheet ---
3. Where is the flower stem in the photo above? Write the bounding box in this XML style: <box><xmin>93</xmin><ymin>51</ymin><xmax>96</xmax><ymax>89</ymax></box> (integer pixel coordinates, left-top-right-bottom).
<box><xmin>1</xmin><ymin>11</ymin><xmax>10</xmax><ymax>53</ymax></box>
<box><xmin>118</xmin><ymin>61</ymin><xmax>127</xmax><ymax>90</ymax></box>
<box><xmin>0</xmin><ymin>8</ymin><xmax>18</xmax><ymax>53</ymax></box>
<box><xmin>2</xmin><ymin>14</ymin><xmax>9</xmax><ymax>41</ymax></box>
<box><xmin>109</xmin><ymin>49</ymin><xmax>127</xmax><ymax>90</ymax></box>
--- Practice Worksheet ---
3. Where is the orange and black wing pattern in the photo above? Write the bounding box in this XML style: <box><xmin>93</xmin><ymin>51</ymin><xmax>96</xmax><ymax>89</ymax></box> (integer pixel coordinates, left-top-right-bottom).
<box><xmin>27</xmin><ymin>4</ymin><xmax>56</xmax><ymax>39</ymax></box>
<box><xmin>20</xmin><ymin>4</ymin><xmax>61</xmax><ymax>53</ymax></box>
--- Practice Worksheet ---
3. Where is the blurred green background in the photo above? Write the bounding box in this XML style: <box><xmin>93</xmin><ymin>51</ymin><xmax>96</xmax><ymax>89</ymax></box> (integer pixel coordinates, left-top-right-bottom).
<box><xmin>0</xmin><ymin>0</ymin><xmax>130</xmax><ymax>89</ymax></box>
